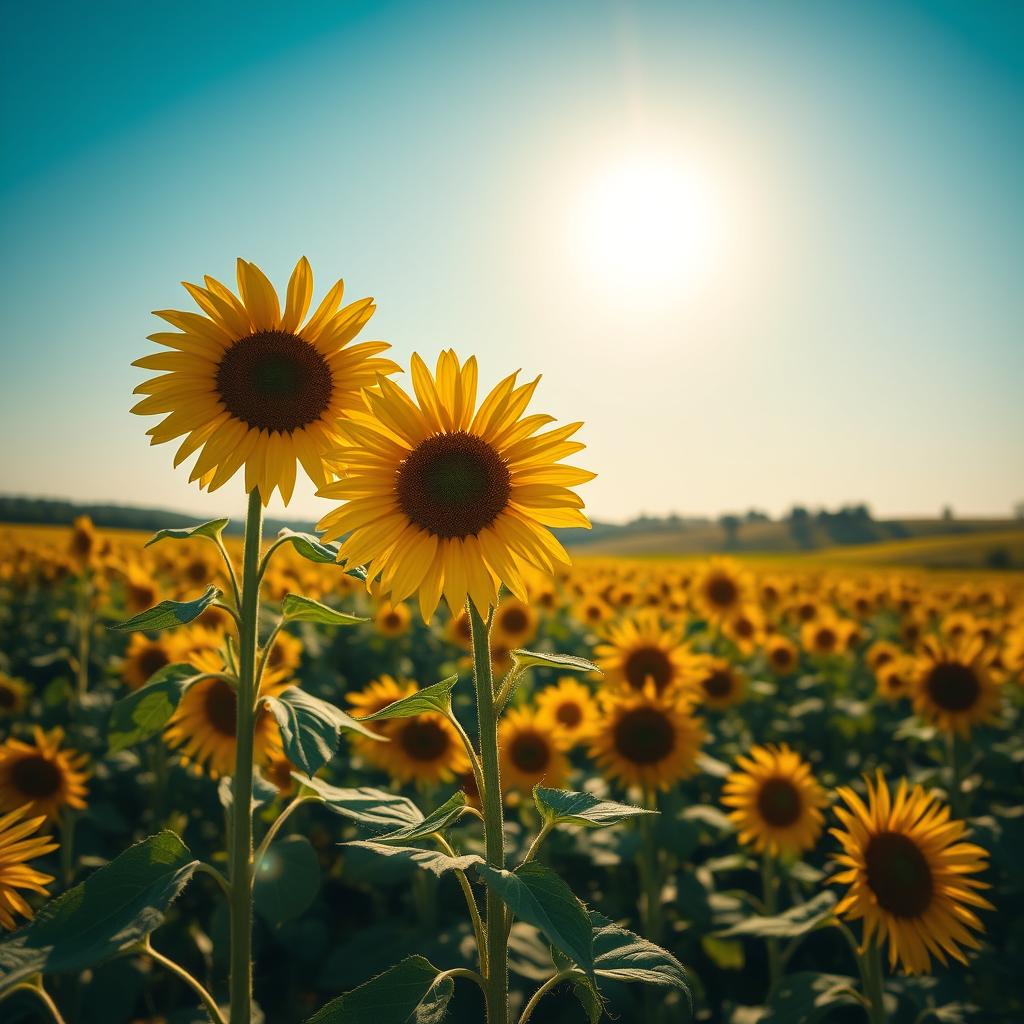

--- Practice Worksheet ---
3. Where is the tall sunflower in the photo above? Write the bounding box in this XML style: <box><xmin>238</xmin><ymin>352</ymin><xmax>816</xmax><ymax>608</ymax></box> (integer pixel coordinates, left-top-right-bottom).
<box><xmin>722</xmin><ymin>744</ymin><xmax>826</xmax><ymax>857</ymax></box>
<box><xmin>132</xmin><ymin>258</ymin><xmax>399</xmax><ymax>504</ymax></box>
<box><xmin>831</xmin><ymin>773</ymin><xmax>991</xmax><ymax>975</ymax></box>
<box><xmin>911</xmin><ymin>637</ymin><xmax>1002</xmax><ymax>737</ymax></box>
<box><xmin>0</xmin><ymin>728</ymin><xmax>89</xmax><ymax>822</ymax></box>
<box><xmin>594</xmin><ymin>613</ymin><xmax>692</xmax><ymax>697</ymax></box>
<box><xmin>316</xmin><ymin>350</ymin><xmax>593</xmax><ymax>620</ymax></box>
<box><xmin>589</xmin><ymin>688</ymin><xmax>705</xmax><ymax>792</ymax></box>
<box><xmin>0</xmin><ymin>804</ymin><xmax>58</xmax><ymax>931</ymax></box>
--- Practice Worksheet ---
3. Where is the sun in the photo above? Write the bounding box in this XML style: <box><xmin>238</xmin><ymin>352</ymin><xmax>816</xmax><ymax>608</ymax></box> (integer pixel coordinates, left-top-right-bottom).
<box><xmin>575</xmin><ymin>152</ymin><xmax>720</xmax><ymax>299</ymax></box>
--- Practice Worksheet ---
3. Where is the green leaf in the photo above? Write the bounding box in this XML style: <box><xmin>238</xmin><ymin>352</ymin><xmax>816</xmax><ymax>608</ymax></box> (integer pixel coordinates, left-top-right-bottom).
<box><xmin>255</xmin><ymin>835</ymin><xmax>321</xmax><ymax>923</ymax></box>
<box><xmin>0</xmin><ymin>831</ymin><xmax>197</xmax><ymax>992</ymax></box>
<box><xmin>276</xmin><ymin>528</ymin><xmax>342</xmax><ymax>564</ymax></box>
<box><xmin>345</xmin><ymin>842</ymin><xmax>482</xmax><ymax>878</ymax></box>
<box><xmin>219</xmin><ymin>772</ymin><xmax>279</xmax><ymax>812</ymax></box>
<box><xmin>281</xmin><ymin>593</ymin><xmax>368</xmax><ymax>626</ymax></box>
<box><xmin>760</xmin><ymin>972</ymin><xmax>861</xmax><ymax>1023</ymax></box>
<box><xmin>306</xmin><ymin>955</ymin><xmax>453</xmax><ymax>1024</ymax></box>
<box><xmin>357</xmin><ymin>675</ymin><xmax>459</xmax><ymax>722</ymax></box>
<box><xmin>533</xmin><ymin>787</ymin><xmax>655</xmax><ymax>830</ymax></box>
<box><xmin>511</xmin><ymin>650</ymin><xmax>601</xmax><ymax>674</ymax></box>
<box><xmin>296</xmin><ymin>776</ymin><xmax>424</xmax><ymax>831</ymax></box>
<box><xmin>145</xmin><ymin>518</ymin><xmax>230</xmax><ymax>547</ymax></box>
<box><xmin>700</xmin><ymin>935</ymin><xmax>745</xmax><ymax>970</ymax></box>
<box><xmin>591</xmin><ymin>913</ymin><xmax>689</xmax><ymax>993</ymax></box>
<box><xmin>718</xmin><ymin>891</ymin><xmax>838</xmax><ymax>940</ymax></box>
<box><xmin>109</xmin><ymin>585</ymin><xmax>221</xmax><ymax>632</ymax></box>
<box><xmin>265</xmin><ymin>688</ymin><xmax>381</xmax><ymax>775</ymax></box>
<box><xmin>478</xmin><ymin>862</ymin><xmax>593</xmax><ymax>979</ymax></box>
<box><xmin>371</xmin><ymin>792</ymin><xmax>468</xmax><ymax>845</ymax></box>
<box><xmin>107</xmin><ymin>663</ymin><xmax>207</xmax><ymax>753</ymax></box>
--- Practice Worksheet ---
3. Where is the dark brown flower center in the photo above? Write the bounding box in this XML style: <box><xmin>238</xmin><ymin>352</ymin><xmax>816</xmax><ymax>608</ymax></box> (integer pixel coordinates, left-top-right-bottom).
<box><xmin>865</xmin><ymin>831</ymin><xmax>933</xmax><ymax>918</ymax></box>
<box><xmin>925</xmin><ymin>662</ymin><xmax>980</xmax><ymax>712</ymax></box>
<box><xmin>706</xmin><ymin>575</ymin><xmax>738</xmax><ymax>609</ymax></box>
<box><xmin>556</xmin><ymin>702</ymin><xmax>583</xmax><ymax>727</ymax></box>
<box><xmin>216</xmin><ymin>330</ymin><xmax>333</xmax><ymax>432</ymax></box>
<box><xmin>11</xmin><ymin>754</ymin><xmax>62</xmax><ymax>798</ymax></box>
<box><xmin>770</xmin><ymin>645</ymin><xmax>793</xmax><ymax>669</ymax></box>
<box><xmin>498</xmin><ymin>606</ymin><xmax>530</xmax><ymax>636</ymax></box>
<box><xmin>398</xmin><ymin>719</ymin><xmax>450</xmax><ymax>762</ymax></box>
<box><xmin>204</xmin><ymin>678</ymin><xmax>239</xmax><ymax>736</ymax></box>
<box><xmin>734</xmin><ymin>617</ymin><xmax>755</xmax><ymax>638</ymax></box>
<box><xmin>509</xmin><ymin>732</ymin><xmax>550</xmax><ymax>773</ymax></box>
<box><xmin>623</xmin><ymin>646</ymin><xmax>673</xmax><ymax>692</ymax></box>
<box><xmin>0</xmin><ymin>684</ymin><xmax>17</xmax><ymax>709</ymax></box>
<box><xmin>756</xmin><ymin>777</ymin><xmax>802</xmax><ymax>827</ymax></box>
<box><xmin>138</xmin><ymin>644</ymin><xmax>171</xmax><ymax>680</ymax></box>
<box><xmin>396</xmin><ymin>431</ymin><xmax>511</xmax><ymax>539</ymax></box>
<box><xmin>702</xmin><ymin>670</ymin><xmax>734</xmax><ymax>699</ymax></box>
<box><xmin>815</xmin><ymin>627</ymin><xmax>838</xmax><ymax>652</ymax></box>
<box><xmin>613</xmin><ymin>707</ymin><xmax>675</xmax><ymax>764</ymax></box>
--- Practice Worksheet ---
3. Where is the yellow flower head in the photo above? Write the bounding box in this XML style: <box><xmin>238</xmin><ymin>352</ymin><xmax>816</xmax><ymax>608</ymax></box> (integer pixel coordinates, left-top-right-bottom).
<box><xmin>133</xmin><ymin>258</ymin><xmax>400</xmax><ymax>504</ymax></box>
<box><xmin>831</xmin><ymin>773</ymin><xmax>991</xmax><ymax>975</ymax></box>
<box><xmin>317</xmin><ymin>350</ymin><xmax>593</xmax><ymax>620</ymax></box>
<box><xmin>0</xmin><ymin>804</ymin><xmax>58</xmax><ymax>931</ymax></box>
<box><xmin>498</xmin><ymin>707</ymin><xmax>571</xmax><ymax>794</ymax></box>
<box><xmin>722</xmin><ymin>743</ymin><xmax>826</xmax><ymax>857</ymax></box>
<box><xmin>0</xmin><ymin>727</ymin><xmax>90</xmax><ymax>822</ymax></box>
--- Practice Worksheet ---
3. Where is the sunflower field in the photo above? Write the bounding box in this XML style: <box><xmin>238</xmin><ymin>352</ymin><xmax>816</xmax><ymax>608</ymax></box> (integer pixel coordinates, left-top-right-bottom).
<box><xmin>0</xmin><ymin>260</ymin><xmax>1021</xmax><ymax>1024</ymax></box>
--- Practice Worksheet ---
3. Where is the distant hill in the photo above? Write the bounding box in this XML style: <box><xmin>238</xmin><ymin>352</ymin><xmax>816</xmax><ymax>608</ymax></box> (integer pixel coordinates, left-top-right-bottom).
<box><xmin>2</xmin><ymin>495</ymin><xmax>1021</xmax><ymax>568</ymax></box>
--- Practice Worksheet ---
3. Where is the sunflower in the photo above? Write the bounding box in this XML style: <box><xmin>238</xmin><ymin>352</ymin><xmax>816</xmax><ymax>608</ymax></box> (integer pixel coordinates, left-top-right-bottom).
<box><xmin>122</xmin><ymin>633</ymin><xmax>178</xmax><ymax>691</ymax></box>
<box><xmin>0</xmin><ymin>674</ymin><xmax>30</xmax><ymax>718</ymax></box>
<box><xmin>68</xmin><ymin>516</ymin><xmax>96</xmax><ymax>569</ymax></box>
<box><xmin>866</xmin><ymin>640</ymin><xmax>903</xmax><ymax>673</ymax></box>
<box><xmin>724</xmin><ymin>605</ymin><xmax>764</xmax><ymax>653</ymax></box>
<box><xmin>875</xmin><ymin>657</ymin><xmax>914</xmax><ymax>702</ymax></box>
<box><xmin>0</xmin><ymin>804</ymin><xmax>58</xmax><ymax>931</ymax></box>
<box><xmin>800</xmin><ymin>612</ymin><xmax>851</xmax><ymax>657</ymax></box>
<box><xmin>262</xmin><ymin>755</ymin><xmax>299</xmax><ymax>798</ymax></box>
<box><xmin>594</xmin><ymin>613</ymin><xmax>693</xmax><ymax>697</ymax></box>
<box><xmin>691</xmin><ymin>558</ymin><xmax>750</xmax><ymax>620</ymax></box>
<box><xmin>911</xmin><ymin>637</ymin><xmax>1002</xmax><ymax>737</ymax></box>
<box><xmin>163</xmin><ymin>670</ymin><xmax>289</xmax><ymax>778</ymax></box>
<box><xmin>132</xmin><ymin>257</ymin><xmax>400</xmax><ymax>504</ymax></box>
<box><xmin>491</xmin><ymin>598</ymin><xmax>539</xmax><ymax>651</ymax></box>
<box><xmin>722</xmin><ymin>744</ymin><xmax>826</xmax><ymax>857</ymax></box>
<box><xmin>498</xmin><ymin>707</ymin><xmax>570</xmax><ymax>794</ymax></box>
<box><xmin>831</xmin><ymin>773</ymin><xmax>992</xmax><ymax>975</ymax></box>
<box><xmin>316</xmin><ymin>350</ymin><xmax>593</xmax><ymax>620</ymax></box>
<box><xmin>445</xmin><ymin>609</ymin><xmax>474</xmax><ymax>650</ymax></box>
<box><xmin>345</xmin><ymin>675</ymin><xmax>417</xmax><ymax>770</ymax></box>
<box><xmin>764</xmin><ymin>635</ymin><xmax>798</xmax><ymax>676</ymax></box>
<box><xmin>122</xmin><ymin>563</ymin><xmax>160</xmax><ymax>615</ymax></box>
<box><xmin>0</xmin><ymin>728</ymin><xmax>89</xmax><ymax>822</ymax></box>
<box><xmin>374</xmin><ymin>601</ymin><xmax>412</xmax><ymax>638</ymax></box>
<box><xmin>375</xmin><ymin>708</ymin><xmax>469</xmax><ymax>789</ymax></box>
<box><xmin>589</xmin><ymin>688</ymin><xmax>705</xmax><ymax>792</ymax></box>
<box><xmin>535</xmin><ymin>678</ymin><xmax>600</xmax><ymax>748</ymax></box>
<box><xmin>572</xmin><ymin>592</ymin><xmax>614</xmax><ymax>630</ymax></box>
<box><xmin>690</xmin><ymin>657</ymin><xmax>747</xmax><ymax>712</ymax></box>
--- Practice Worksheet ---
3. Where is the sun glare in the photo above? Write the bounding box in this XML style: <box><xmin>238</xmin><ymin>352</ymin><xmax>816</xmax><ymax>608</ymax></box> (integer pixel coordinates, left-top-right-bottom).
<box><xmin>574</xmin><ymin>152</ymin><xmax>720</xmax><ymax>301</ymax></box>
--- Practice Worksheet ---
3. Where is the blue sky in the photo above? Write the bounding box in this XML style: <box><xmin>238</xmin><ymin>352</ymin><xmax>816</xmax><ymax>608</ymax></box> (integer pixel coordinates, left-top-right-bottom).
<box><xmin>1</xmin><ymin>0</ymin><xmax>1021</xmax><ymax>523</ymax></box>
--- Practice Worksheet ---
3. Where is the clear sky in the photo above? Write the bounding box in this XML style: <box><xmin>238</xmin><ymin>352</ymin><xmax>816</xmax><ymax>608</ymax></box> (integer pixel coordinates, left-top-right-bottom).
<box><xmin>1</xmin><ymin>0</ymin><xmax>1021</xmax><ymax>525</ymax></box>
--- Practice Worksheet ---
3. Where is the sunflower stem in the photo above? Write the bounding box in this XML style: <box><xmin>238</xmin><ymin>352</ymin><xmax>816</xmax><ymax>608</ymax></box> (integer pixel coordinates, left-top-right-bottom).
<box><xmin>5</xmin><ymin>977</ymin><xmax>68</xmax><ymax>1024</ymax></box>
<box><xmin>947</xmin><ymin>732</ymin><xmax>965</xmax><ymax>818</ymax></box>
<box><xmin>227</xmin><ymin>487</ymin><xmax>262</xmax><ymax>1024</ymax></box>
<box><xmin>860</xmin><ymin>939</ymin><xmax>888</xmax><ymax>1024</ymax></box>
<box><xmin>762</xmin><ymin>855</ymin><xmax>782</xmax><ymax>994</ymax></box>
<box><xmin>141</xmin><ymin>937</ymin><xmax>228</xmax><ymax>1024</ymax></box>
<box><xmin>469</xmin><ymin>599</ymin><xmax>508</xmax><ymax>1024</ymax></box>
